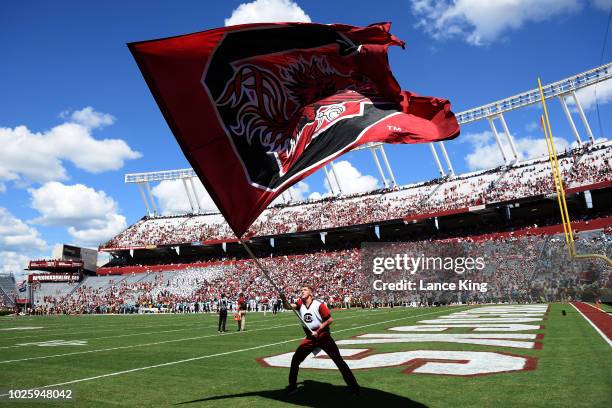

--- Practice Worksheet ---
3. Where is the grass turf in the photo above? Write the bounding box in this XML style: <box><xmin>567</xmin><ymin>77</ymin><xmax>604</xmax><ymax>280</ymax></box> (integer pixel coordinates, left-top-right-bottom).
<box><xmin>0</xmin><ymin>304</ymin><xmax>610</xmax><ymax>407</ymax></box>
<box><xmin>588</xmin><ymin>302</ymin><xmax>612</xmax><ymax>313</ymax></box>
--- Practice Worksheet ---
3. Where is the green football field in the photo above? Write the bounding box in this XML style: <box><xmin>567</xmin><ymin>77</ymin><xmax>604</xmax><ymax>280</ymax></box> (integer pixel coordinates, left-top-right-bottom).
<box><xmin>589</xmin><ymin>302</ymin><xmax>612</xmax><ymax>313</ymax></box>
<box><xmin>0</xmin><ymin>304</ymin><xmax>610</xmax><ymax>408</ymax></box>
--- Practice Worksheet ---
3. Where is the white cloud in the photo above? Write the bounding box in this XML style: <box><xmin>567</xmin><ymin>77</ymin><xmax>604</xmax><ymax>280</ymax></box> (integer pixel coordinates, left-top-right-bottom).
<box><xmin>270</xmin><ymin>181</ymin><xmax>311</xmax><ymax>205</ymax></box>
<box><xmin>0</xmin><ymin>108</ymin><xmax>141</xmax><ymax>185</ymax></box>
<box><xmin>97</xmin><ymin>252</ymin><xmax>111</xmax><ymax>267</ymax></box>
<box><xmin>0</xmin><ymin>207</ymin><xmax>47</xmax><ymax>252</ymax></box>
<box><xmin>29</xmin><ymin>182</ymin><xmax>127</xmax><ymax>246</ymax></box>
<box><xmin>525</xmin><ymin>121</ymin><xmax>539</xmax><ymax>132</ymax></box>
<box><xmin>67</xmin><ymin>213</ymin><xmax>127</xmax><ymax>247</ymax></box>
<box><xmin>463</xmin><ymin>130</ymin><xmax>571</xmax><ymax>170</ymax></box>
<box><xmin>592</xmin><ymin>0</ymin><xmax>612</xmax><ymax>10</ymax></box>
<box><xmin>308</xmin><ymin>191</ymin><xmax>323</xmax><ymax>200</ymax></box>
<box><xmin>225</xmin><ymin>0</ymin><xmax>311</xmax><ymax>26</ymax></box>
<box><xmin>270</xmin><ymin>162</ymin><xmax>379</xmax><ymax>205</ymax></box>
<box><xmin>571</xmin><ymin>136</ymin><xmax>608</xmax><ymax>148</ymax></box>
<box><xmin>0</xmin><ymin>251</ymin><xmax>31</xmax><ymax>277</ymax></box>
<box><xmin>152</xmin><ymin>178</ymin><xmax>219</xmax><ymax>215</ymax></box>
<box><xmin>571</xmin><ymin>78</ymin><xmax>612</xmax><ymax>111</ymax></box>
<box><xmin>411</xmin><ymin>0</ymin><xmax>581</xmax><ymax>45</ymax></box>
<box><xmin>0</xmin><ymin>208</ymin><xmax>48</xmax><ymax>279</ymax></box>
<box><xmin>0</xmin><ymin>126</ymin><xmax>68</xmax><ymax>183</ymax></box>
<box><xmin>48</xmin><ymin>123</ymin><xmax>141</xmax><ymax>174</ymax></box>
<box><xmin>155</xmin><ymin>178</ymin><xmax>313</xmax><ymax>213</ymax></box>
<box><xmin>31</xmin><ymin>182</ymin><xmax>117</xmax><ymax>227</ymax></box>
<box><xmin>61</xmin><ymin>106</ymin><xmax>115</xmax><ymax>130</ymax></box>
<box><xmin>288</xmin><ymin>181</ymin><xmax>310</xmax><ymax>201</ymax></box>
<box><xmin>323</xmin><ymin>160</ymin><xmax>379</xmax><ymax>195</ymax></box>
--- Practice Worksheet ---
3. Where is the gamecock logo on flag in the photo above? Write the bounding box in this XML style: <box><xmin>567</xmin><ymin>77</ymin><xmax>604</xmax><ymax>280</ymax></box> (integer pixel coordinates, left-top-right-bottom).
<box><xmin>129</xmin><ymin>22</ymin><xmax>460</xmax><ymax>237</ymax></box>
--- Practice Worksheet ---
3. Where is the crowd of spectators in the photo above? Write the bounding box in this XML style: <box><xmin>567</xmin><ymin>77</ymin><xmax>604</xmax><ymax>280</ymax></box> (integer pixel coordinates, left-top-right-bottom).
<box><xmin>0</xmin><ymin>297</ymin><xmax>9</xmax><ymax>309</ymax></box>
<box><xmin>34</xmin><ymin>227</ymin><xmax>611</xmax><ymax>315</ymax></box>
<box><xmin>101</xmin><ymin>143</ymin><xmax>611</xmax><ymax>249</ymax></box>
<box><xmin>457</xmin><ymin>228</ymin><xmax>611</xmax><ymax>304</ymax></box>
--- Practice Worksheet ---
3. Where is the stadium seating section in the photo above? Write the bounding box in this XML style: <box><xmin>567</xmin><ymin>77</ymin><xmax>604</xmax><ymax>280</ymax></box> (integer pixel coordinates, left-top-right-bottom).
<box><xmin>101</xmin><ymin>143</ymin><xmax>612</xmax><ymax>249</ymax></box>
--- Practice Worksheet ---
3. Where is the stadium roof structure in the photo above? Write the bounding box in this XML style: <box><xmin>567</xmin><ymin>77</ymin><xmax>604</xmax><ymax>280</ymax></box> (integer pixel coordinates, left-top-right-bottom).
<box><xmin>125</xmin><ymin>63</ymin><xmax>612</xmax><ymax>217</ymax></box>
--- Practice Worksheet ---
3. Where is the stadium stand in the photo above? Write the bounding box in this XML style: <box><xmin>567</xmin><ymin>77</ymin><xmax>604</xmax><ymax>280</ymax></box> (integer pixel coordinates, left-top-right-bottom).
<box><xmin>24</xmin><ymin>141</ymin><xmax>611</xmax><ymax>315</ymax></box>
<box><xmin>32</xmin><ymin>282</ymin><xmax>77</xmax><ymax>306</ymax></box>
<box><xmin>0</xmin><ymin>274</ymin><xmax>17</xmax><ymax>308</ymax></box>
<box><xmin>101</xmin><ymin>142</ymin><xmax>611</xmax><ymax>249</ymax></box>
<box><xmin>33</xmin><ymin>224</ymin><xmax>611</xmax><ymax>315</ymax></box>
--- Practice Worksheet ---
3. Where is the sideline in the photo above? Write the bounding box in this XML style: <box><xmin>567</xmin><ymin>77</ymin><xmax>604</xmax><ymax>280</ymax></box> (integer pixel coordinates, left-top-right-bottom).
<box><xmin>570</xmin><ymin>302</ymin><xmax>612</xmax><ymax>347</ymax></box>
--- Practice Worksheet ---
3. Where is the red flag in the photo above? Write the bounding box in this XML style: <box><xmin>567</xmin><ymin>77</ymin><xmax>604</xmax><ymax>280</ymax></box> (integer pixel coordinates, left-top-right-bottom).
<box><xmin>128</xmin><ymin>22</ymin><xmax>460</xmax><ymax>237</ymax></box>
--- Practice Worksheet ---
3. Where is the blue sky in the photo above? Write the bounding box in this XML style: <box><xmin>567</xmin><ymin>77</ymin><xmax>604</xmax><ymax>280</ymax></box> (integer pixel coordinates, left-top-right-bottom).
<box><xmin>1</xmin><ymin>0</ymin><xmax>611</xmax><ymax>274</ymax></box>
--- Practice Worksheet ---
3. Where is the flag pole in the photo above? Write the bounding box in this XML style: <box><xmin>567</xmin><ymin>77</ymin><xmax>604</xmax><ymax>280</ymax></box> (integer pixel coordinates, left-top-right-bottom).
<box><xmin>238</xmin><ymin>239</ymin><xmax>314</xmax><ymax>335</ymax></box>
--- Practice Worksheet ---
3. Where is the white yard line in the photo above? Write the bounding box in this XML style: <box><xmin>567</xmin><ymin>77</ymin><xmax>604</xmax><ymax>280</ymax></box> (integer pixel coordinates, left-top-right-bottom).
<box><xmin>1</xmin><ymin>318</ymin><xmax>218</xmax><ymax>341</ymax></box>
<box><xmin>0</xmin><ymin>309</ymin><xmax>364</xmax><ymax>340</ymax></box>
<box><xmin>570</xmin><ymin>303</ymin><xmax>612</xmax><ymax>347</ymax></box>
<box><xmin>0</xmin><ymin>308</ymin><xmax>397</xmax><ymax>354</ymax></box>
<box><xmin>0</xmin><ymin>326</ymin><xmax>211</xmax><ymax>350</ymax></box>
<box><xmin>0</xmin><ymin>316</ymin><xmax>298</xmax><ymax>349</ymax></box>
<box><xmin>1</xmin><ymin>312</ymin><xmax>299</xmax><ymax>341</ymax></box>
<box><xmin>0</xmin><ymin>307</ymin><xmax>464</xmax><ymax>394</ymax></box>
<box><xmin>0</xmin><ymin>309</ymin><xmax>391</xmax><ymax>348</ymax></box>
<box><xmin>0</xmin><ymin>327</ymin><xmax>43</xmax><ymax>331</ymax></box>
<box><xmin>0</xmin><ymin>322</ymin><xmax>228</xmax><ymax>347</ymax></box>
<box><xmin>2</xmin><ymin>323</ymin><xmax>163</xmax><ymax>341</ymax></box>
<box><xmin>0</xmin><ymin>322</ymin><xmax>299</xmax><ymax>364</ymax></box>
